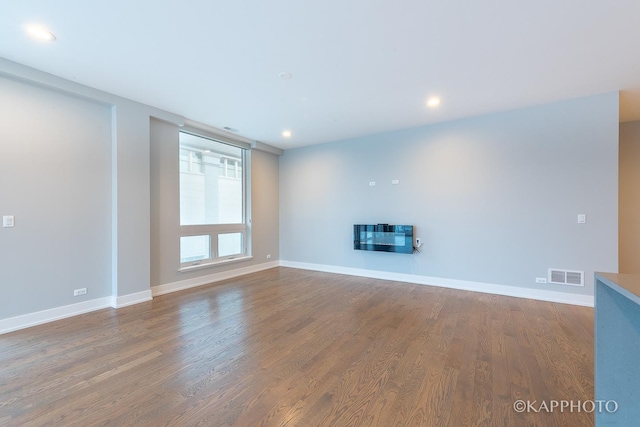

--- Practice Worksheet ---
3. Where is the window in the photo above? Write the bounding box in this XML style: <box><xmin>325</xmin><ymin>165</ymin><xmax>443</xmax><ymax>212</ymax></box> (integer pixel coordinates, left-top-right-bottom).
<box><xmin>179</xmin><ymin>130</ymin><xmax>250</xmax><ymax>268</ymax></box>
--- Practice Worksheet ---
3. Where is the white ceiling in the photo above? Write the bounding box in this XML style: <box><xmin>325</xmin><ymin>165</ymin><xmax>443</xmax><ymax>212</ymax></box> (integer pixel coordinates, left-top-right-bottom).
<box><xmin>2</xmin><ymin>0</ymin><xmax>640</xmax><ymax>149</ymax></box>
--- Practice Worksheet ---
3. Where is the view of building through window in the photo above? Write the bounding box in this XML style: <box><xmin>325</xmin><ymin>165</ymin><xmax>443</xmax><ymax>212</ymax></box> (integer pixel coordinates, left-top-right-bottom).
<box><xmin>179</xmin><ymin>132</ymin><xmax>246</xmax><ymax>265</ymax></box>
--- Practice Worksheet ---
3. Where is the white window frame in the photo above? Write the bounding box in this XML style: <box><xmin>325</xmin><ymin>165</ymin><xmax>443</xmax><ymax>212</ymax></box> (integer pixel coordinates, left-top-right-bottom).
<box><xmin>178</xmin><ymin>127</ymin><xmax>252</xmax><ymax>271</ymax></box>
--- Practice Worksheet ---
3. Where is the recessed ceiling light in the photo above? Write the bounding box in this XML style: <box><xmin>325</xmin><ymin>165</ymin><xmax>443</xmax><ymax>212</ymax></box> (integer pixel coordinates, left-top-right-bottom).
<box><xmin>25</xmin><ymin>24</ymin><xmax>56</xmax><ymax>41</ymax></box>
<box><xmin>426</xmin><ymin>97</ymin><xmax>441</xmax><ymax>108</ymax></box>
<box><xmin>282</xmin><ymin>130</ymin><xmax>292</xmax><ymax>138</ymax></box>
<box><xmin>279</xmin><ymin>72</ymin><xmax>293</xmax><ymax>80</ymax></box>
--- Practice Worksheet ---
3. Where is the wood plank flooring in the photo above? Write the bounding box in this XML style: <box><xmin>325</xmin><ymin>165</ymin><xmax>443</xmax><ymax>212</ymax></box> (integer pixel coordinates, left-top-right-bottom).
<box><xmin>0</xmin><ymin>267</ymin><xmax>594</xmax><ymax>426</ymax></box>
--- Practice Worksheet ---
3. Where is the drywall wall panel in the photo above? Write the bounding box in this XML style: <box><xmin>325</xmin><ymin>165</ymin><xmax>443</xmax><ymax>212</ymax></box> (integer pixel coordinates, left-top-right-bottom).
<box><xmin>620</xmin><ymin>120</ymin><xmax>640</xmax><ymax>274</ymax></box>
<box><xmin>0</xmin><ymin>76</ymin><xmax>112</xmax><ymax>318</ymax></box>
<box><xmin>280</xmin><ymin>93</ymin><xmax>619</xmax><ymax>297</ymax></box>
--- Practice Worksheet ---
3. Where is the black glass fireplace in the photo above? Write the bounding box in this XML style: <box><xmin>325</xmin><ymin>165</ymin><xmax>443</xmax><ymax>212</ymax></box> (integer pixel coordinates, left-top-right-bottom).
<box><xmin>353</xmin><ymin>224</ymin><xmax>414</xmax><ymax>254</ymax></box>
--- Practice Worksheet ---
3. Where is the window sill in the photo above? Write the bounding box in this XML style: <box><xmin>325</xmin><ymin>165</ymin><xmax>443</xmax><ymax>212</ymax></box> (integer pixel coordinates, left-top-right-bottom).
<box><xmin>179</xmin><ymin>255</ymin><xmax>253</xmax><ymax>273</ymax></box>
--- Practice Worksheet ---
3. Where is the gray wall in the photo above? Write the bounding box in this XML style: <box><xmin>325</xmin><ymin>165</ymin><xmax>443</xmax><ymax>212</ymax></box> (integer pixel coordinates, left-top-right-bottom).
<box><xmin>620</xmin><ymin>120</ymin><xmax>640</xmax><ymax>274</ymax></box>
<box><xmin>280</xmin><ymin>93</ymin><xmax>619</xmax><ymax>296</ymax></box>
<box><xmin>111</xmin><ymin>102</ymin><xmax>154</xmax><ymax>297</ymax></box>
<box><xmin>0</xmin><ymin>76</ymin><xmax>112</xmax><ymax>318</ymax></box>
<box><xmin>0</xmin><ymin>53</ymin><xmax>618</xmax><ymax>322</ymax></box>
<box><xmin>250</xmin><ymin>149</ymin><xmax>281</xmax><ymax>264</ymax></box>
<box><xmin>0</xmin><ymin>58</ymin><xmax>279</xmax><ymax>324</ymax></box>
<box><xmin>150</xmin><ymin>119</ymin><xmax>280</xmax><ymax>287</ymax></box>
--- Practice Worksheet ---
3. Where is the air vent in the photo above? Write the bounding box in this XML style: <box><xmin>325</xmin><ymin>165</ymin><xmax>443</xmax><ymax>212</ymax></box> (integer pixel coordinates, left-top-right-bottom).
<box><xmin>548</xmin><ymin>269</ymin><xmax>584</xmax><ymax>286</ymax></box>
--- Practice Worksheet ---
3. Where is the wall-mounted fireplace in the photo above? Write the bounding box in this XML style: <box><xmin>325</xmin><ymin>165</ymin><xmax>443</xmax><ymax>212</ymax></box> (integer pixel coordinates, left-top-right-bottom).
<box><xmin>353</xmin><ymin>224</ymin><xmax>414</xmax><ymax>254</ymax></box>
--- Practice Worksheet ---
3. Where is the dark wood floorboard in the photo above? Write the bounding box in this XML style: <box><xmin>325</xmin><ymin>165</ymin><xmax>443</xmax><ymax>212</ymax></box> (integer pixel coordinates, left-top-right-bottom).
<box><xmin>0</xmin><ymin>267</ymin><xmax>594</xmax><ymax>426</ymax></box>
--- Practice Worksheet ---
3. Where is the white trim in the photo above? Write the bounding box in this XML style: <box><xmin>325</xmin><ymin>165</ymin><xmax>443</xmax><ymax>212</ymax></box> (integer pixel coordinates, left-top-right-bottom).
<box><xmin>0</xmin><ymin>297</ymin><xmax>112</xmax><ymax>335</ymax></box>
<box><xmin>152</xmin><ymin>261</ymin><xmax>280</xmax><ymax>296</ymax></box>
<box><xmin>280</xmin><ymin>260</ymin><xmax>594</xmax><ymax>307</ymax></box>
<box><xmin>111</xmin><ymin>290</ymin><xmax>153</xmax><ymax>309</ymax></box>
<box><xmin>1</xmin><ymin>261</ymin><xmax>277</xmax><ymax>334</ymax></box>
<box><xmin>3</xmin><ymin>259</ymin><xmax>589</xmax><ymax>336</ymax></box>
<box><xmin>251</xmin><ymin>140</ymin><xmax>284</xmax><ymax>156</ymax></box>
<box><xmin>179</xmin><ymin>256</ymin><xmax>253</xmax><ymax>272</ymax></box>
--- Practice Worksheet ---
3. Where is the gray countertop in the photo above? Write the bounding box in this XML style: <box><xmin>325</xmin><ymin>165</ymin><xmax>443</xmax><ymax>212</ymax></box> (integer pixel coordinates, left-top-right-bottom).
<box><xmin>595</xmin><ymin>272</ymin><xmax>640</xmax><ymax>306</ymax></box>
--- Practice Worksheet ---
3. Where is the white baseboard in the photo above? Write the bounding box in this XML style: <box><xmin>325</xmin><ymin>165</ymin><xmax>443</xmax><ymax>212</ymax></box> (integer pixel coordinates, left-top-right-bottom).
<box><xmin>0</xmin><ymin>297</ymin><xmax>112</xmax><ymax>335</ymax></box>
<box><xmin>2</xmin><ymin>262</ymin><xmax>280</xmax><ymax>335</ymax></box>
<box><xmin>152</xmin><ymin>261</ymin><xmax>280</xmax><ymax>296</ymax></box>
<box><xmin>279</xmin><ymin>260</ymin><xmax>594</xmax><ymax>307</ymax></box>
<box><xmin>111</xmin><ymin>290</ymin><xmax>153</xmax><ymax>309</ymax></box>
<box><xmin>2</xmin><ymin>259</ymin><xmax>590</xmax><ymax>336</ymax></box>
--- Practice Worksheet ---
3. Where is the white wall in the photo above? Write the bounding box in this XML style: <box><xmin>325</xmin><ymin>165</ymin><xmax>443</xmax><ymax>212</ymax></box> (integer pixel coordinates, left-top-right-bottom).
<box><xmin>620</xmin><ymin>120</ymin><xmax>640</xmax><ymax>274</ymax></box>
<box><xmin>279</xmin><ymin>93</ymin><xmax>619</xmax><ymax>299</ymax></box>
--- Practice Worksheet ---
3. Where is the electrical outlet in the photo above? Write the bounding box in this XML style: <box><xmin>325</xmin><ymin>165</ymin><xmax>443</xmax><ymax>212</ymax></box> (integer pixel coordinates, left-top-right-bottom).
<box><xmin>535</xmin><ymin>277</ymin><xmax>547</xmax><ymax>284</ymax></box>
<box><xmin>73</xmin><ymin>288</ymin><xmax>87</xmax><ymax>296</ymax></box>
<box><xmin>266</xmin><ymin>254</ymin><xmax>272</xmax><ymax>259</ymax></box>
<box><xmin>415</xmin><ymin>238</ymin><xmax>422</xmax><ymax>247</ymax></box>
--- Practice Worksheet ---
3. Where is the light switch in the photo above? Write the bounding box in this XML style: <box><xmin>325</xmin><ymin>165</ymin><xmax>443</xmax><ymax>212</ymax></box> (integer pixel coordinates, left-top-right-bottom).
<box><xmin>3</xmin><ymin>215</ymin><xmax>15</xmax><ymax>228</ymax></box>
<box><xmin>392</xmin><ymin>179</ymin><xmax>399</xmax><ymax>185</ymax></box>
<box><xmin>577</xmin><ymin>214</ymin><xmax>586</xmax><ymax>224</ymax></box>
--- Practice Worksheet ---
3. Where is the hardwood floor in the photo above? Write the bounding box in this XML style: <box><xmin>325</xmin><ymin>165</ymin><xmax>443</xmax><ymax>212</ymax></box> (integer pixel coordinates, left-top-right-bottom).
<box><xmin>0</xmin><ymin>267</ymin><xmax>594</xmax><ymax>426</ymax></box>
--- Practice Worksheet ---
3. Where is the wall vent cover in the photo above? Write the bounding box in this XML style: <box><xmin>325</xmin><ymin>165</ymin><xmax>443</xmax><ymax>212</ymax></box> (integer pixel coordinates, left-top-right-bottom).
<box><xmin>548</xmin><ymin>268</ymin><xmax>584</xmax><ymax>286</ymax></box>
